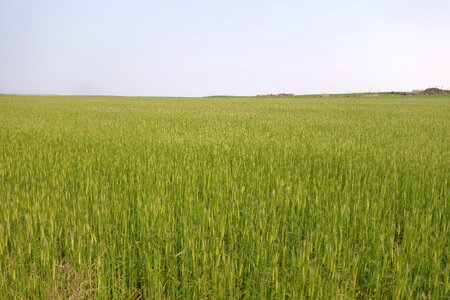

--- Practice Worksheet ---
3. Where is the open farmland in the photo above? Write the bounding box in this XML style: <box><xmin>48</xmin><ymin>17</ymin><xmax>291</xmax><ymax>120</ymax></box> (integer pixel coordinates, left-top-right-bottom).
<box><xmin>0</xmin><ymin>94</ymin><xmax>448</xmax><ymax>298</ymax></box>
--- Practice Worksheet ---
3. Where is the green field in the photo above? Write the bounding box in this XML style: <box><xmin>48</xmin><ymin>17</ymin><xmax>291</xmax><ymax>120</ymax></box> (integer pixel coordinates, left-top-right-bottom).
<box><xmin>0</xmin><ymin>94</ymin><xmax>448</xmax><ymax>299</ymax></box>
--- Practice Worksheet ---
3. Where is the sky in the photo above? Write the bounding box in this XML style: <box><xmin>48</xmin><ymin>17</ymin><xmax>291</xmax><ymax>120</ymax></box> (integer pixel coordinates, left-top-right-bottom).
<box><xmin>0</xmin><ymin>0</ymin><xmax>449</xmax><ymax>96</ymax></box>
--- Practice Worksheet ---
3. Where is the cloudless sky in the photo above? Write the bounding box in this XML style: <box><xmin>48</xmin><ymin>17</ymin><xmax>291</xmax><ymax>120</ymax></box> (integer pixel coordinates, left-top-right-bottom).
<box><xmin>1</xmin><ymin>0</ymin><xmax>449</xmax><ymax>96</ymax></box>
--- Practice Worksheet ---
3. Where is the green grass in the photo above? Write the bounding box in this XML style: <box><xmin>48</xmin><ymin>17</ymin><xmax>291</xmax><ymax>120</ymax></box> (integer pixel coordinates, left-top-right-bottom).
<box><xmin>0</xmin><ymin>94</ymin><xmax>448</xmax><ymax>299</ymax></box>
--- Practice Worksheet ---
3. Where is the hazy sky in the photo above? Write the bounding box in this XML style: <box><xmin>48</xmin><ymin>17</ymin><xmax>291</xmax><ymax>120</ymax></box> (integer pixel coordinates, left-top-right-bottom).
<box><xmin>1</xmin><ymin>0</ymin><xmax>449</xmax><ymax>96</ymax></box>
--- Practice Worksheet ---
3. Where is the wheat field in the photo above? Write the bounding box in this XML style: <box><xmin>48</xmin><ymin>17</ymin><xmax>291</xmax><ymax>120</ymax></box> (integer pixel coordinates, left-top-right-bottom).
<box><xmin>0</xmin><ymin>94</ymin><xmax>448</xmax><ymax>298</ymax></box>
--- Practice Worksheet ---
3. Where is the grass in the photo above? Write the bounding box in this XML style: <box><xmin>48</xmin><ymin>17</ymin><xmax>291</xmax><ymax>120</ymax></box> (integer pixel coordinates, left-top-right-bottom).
<box><xmin>0</xmin><ymin>94</ymin><xmax>448</xmax><ymax>299</ymax></box>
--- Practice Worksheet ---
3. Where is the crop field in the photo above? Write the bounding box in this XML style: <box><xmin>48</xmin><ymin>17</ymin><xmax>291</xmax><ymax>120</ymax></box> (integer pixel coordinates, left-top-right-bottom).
<box><xmin>0</xmin><ymin>94</ymin><xmax>448</xmax><ymax>299</ymax></box>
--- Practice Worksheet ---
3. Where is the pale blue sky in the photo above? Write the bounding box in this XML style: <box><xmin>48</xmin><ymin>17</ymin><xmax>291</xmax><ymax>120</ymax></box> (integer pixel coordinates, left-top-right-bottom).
<box><xmin>1</xmin><ymin>0</ymin><xmax>449</xmax><ymax>96</ymax></box>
